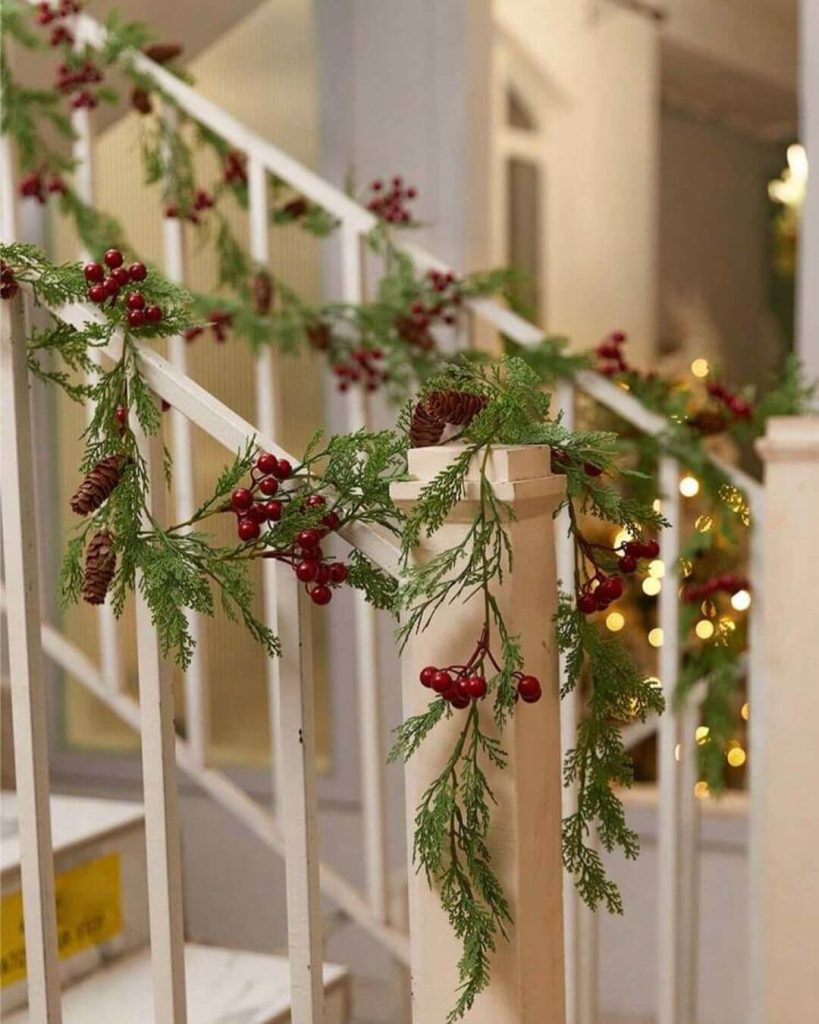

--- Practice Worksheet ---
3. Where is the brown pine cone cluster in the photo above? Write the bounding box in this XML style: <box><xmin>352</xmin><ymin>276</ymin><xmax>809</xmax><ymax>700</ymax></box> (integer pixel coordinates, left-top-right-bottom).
<box><xmin>70</xmin><ymin>455</ymin><xmax>126</xmax><ymax>515</ymax></box>
<box><xmin>82</xmin><ymin>529</ymin><xmax>116</xmax><ymax>605</ymax></box>
<box><xmin>143</xmin><ymin>43</ymin><xmax>183</xmax><ymax>65</ymax></box>
<box><xmin>409</xmin><ymin>390</ymin><xmax>488</xmax><ymax>448</ymax></box>
<box><xmin>130</xmin><ymin>87</ymin><xmax>153</xmax><ymax>115</ymax></box>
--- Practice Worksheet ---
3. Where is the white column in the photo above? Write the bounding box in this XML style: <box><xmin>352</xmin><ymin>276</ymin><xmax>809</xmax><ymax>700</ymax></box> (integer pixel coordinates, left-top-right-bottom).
<box><xmin>752</xmin><ymin>416</ymin><xmax>819</xmax><ymax>1022</ymax></box>
<box><xmin>391</xmin><ymin>444</ymin><xmax>566</xmax><ymax>1023</ymax></box>
<box><xmin>798</xmin><ymin>0</ymin><xmax>819</xmax><ymax>379</ymax></box>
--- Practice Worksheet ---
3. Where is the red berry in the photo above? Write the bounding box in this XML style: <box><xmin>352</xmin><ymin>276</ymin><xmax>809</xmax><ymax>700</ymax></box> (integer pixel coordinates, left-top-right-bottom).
<box><xmin>256</xmin><ymin>452</ymin><xmax>278</xmax><ymax>475</ymax></box>
<box><xmin>518</xmin><ymin>675</ymin><xmax>542</xmax><ymax>703</ymax></box>
<box><xmin>432</xmin><ymin>670</ymin><xmax>452</xmax><ymax>694</ymax></box>
<box><xmin>115</xmin><ymin>404</ymin><xmax>127</xmax><ymax>425</ymax></box>
<box><xmin>310</xmin><ymin>584</ymin><xmax>332</xmax><ymax>606</ymax></box>
<box><xmin>584</xmin><ymin>462</ymin><xmax>603</xmax><ymax>478</ymax></box>
<box><xmin>450</xmin><ymin>694</ymin><xmax>471</xmax><ymax>710</ymax></box>
<box><xmin>247</xmin><ymin>503</ymin><xmax>267</xmax><ymax>523</ymax></box>
<box><xmin>595</xmin><ymin>593</ymin><xmax>611</xmax><ymax>612</ymax></box>
<box><xmin>619</xmin><ymin>554</ymin><xmax>638</xmax><ymax>574</ymax></box>
<box><xmin>599</xmin><ymin>575</ymin><xmax>624</xmax><ymax>601</ymax></box>
<box><xmin>127</xmin><ymin>309</ymin><xmax>146</xmax><ymax>328</ymax></box>
<box><xmin>145</xmin><ymin>304</ymin><xmax>163</xmax><ymax>323</ymax></box>
<box><xmin>128</xmin><ymin>262</ymin><xmax>147</xmax><ymax>282</ymax></box>
<box><xmin>316</xmin><ymin>564</ymin><xmax>331</xmax><ymax>585</ymax></box>
<box><xmin>329</xmin><ymin>563</ymin><xmax>348</xmax><ymax>584</ymax></box>
<box><xmin>265</xmin><ymin>500</ymin><xmax>282</xmax><ymax>521</ymax></box>
<box><xmin>419</xmin><ymin>666</ymin><xmax>437</xmax><ymax>688</ymax></box>
<box><xmin>465</xmin><ymin>675</ymin><xmax>487</xmax><ymax>699</ymax></box>
<box><xmin>231</xmin><ymin>487</ymin><xmax>253</xmax><ymax>512</ymax></box>
<box><xmin>104</xmin><ymin>248</ymin><xmax>123</xmax><ymax>269</ymax></box>
<box><xmin>296</xmin><ymin>560</ymin><xmax>318</xmax><ymax>583</ymax></box>
<box><xmin>298</xmin><ymin>545</ymin><xmax>321</xmax><ymax>561</ymax></box>
<box><xmin>322</xmin><ymin>511</ymin><xmax>340</xmax><ymax>531</ymax></box>
<box><xmin>306</xmin><ymin>494</ymin><xmax>326</xmax><ymax>508</ymax></box>
<box><xmin>578</xmin><ymin>593</ymin><xmax>597</xmax><ymax>615</ymax></box>
<box><xmin>111</xmin><ymin>267</ymin><xmax>129</xmax><ymax>288</ymax></box>
<box><xmin>643</xmin><ymin>539</ymin><xmax>660</xmax><ymax>560</ymax></box>
<box><xmin>126</xmin><ymin>291</ymin><xmax>145</xmax><ymax>311</ymax></box>
<box><xmin>84</xmin><ymin>262</ymin><xmax>104</xmax><ymax>283</ymax></box>
<box><xmin>88</xmin><ymin>283</ymin><xmax>107</xmax><ymax>303</ymax></box>
<box><xmin>237</xmin><ymin>517</ymin><xmax>260</xmax><ymax>542</ymax></box>
<box><xmin>273</xmin><ymin>458</ymin><xmax>292</xmax><ymax>480</ymax></box>
<box><xmin>260</xmin><ymin>476</ymin><xmax>279</xmax><ymax>496</ymax></box>
<box><xmin>297</xmin><ymin>529</ymin><xmax>321</xmax><ymax>549</ymax></box>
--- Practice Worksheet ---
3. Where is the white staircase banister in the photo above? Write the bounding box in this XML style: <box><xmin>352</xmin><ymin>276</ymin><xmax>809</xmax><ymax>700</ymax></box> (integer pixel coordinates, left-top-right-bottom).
<box><xmin>33</xmin><ymin>292</ymin><xmax>403</xmax><ymax>578</ymax></box>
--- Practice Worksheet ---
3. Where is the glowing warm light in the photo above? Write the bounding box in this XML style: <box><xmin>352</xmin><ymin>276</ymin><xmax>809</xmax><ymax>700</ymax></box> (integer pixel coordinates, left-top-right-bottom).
<box><xmin>768</xmin><ymin>144</ymin><xmax>808</xmax><ymax>210</ymax></box>
<box><xmin>695</xmin><ymin>725</ymin><xmax>711</xmax><ymax>745</ymax></box>
<box><xmin>642</xmin><ymin>577</ymin><xmax>662</xmax><ymax>596</ymax></box>
<box><xmin>679</xmin><ymin>475</ymin><xmax>700</xmax><ymax>498</ymax></box>
<box><xmin>648</xmin><ymin>628</ymin><xmax>664</xmax><ymax>648</ymax></box>
<box><xmin>727</xmin><ymin>746</ymin><xmax>747</xmax><ymax>768</ymax></box>
<box><xmin>613</xmin><ymin>528</ymin><xmax>633</xmax><ymax>549</ymax></box>
<box><xmin>652</xmin><ymin>498</ymin><xmax>661</xmax><ymax>513</ymax></box>
<box><xmin>691</xmin><ymin>358</ymin><xmax>710</xmax><ymax>379</ymax></box>
<box><xmin>695</xmin><ymin>619</ymin><xmax>715</xmax><ymax>640</ymax></box>
<box><xmin>741</xmin><ymin>702</ymin><xmax>750</xmax><ymax>721</ymax></box>
<box><xmin>695</xmin><ymin>514</ymin><xmax>713</xmax><ymax>533</ymax></box>
<box><xmin>606</xmin><ymin>612</ymin><xmax>625</xmax><ymax>632</ymax></box>
<box><xmin>731</xmin><ymin>589</ymin><xmax>752</xmax><ymax>611</ymax></box>
<box><xmin>648</xmin><ymin>559</ymin><xmax>665</xmax><ymax>579</ymax></box>
<box><xmin>645</xmin><ymin>676</ymin><xmax>662</xmax><ymax>689</ymax></box>
<box><xmin>678</xmin><ymin>557</ymin><xmax>693</xmax><ymax>578</ymax></box>
<box><xmin>694</xmin><ymin>781</ymin><xmax>711</xmax><ymax>800</ymax></box>
<box><xmin>719</xmin><ymin>617</ymin><xmax>737</xmax><ymax>634</ymax></box>
<box><xmin>701</xmin><ymin>599</ymin><xmax>717</xmax><ymax>618</ymax></box>
<box><xmin>674</xmin><ymin>743</ymin><xmax>681</xmax><ymax>762</ymax></box>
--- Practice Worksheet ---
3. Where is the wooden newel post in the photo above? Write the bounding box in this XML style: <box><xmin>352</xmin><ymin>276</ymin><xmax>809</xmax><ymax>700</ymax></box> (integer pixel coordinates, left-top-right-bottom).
<box><xmin>391</xmin><ymin>444</ymin><xmax>567</xmax><ymax>1023</ymax></box>
<box><xmin>752</xmin><ymin>416</ymin><xmax>819</xmax><ymax>1021</ymax></box>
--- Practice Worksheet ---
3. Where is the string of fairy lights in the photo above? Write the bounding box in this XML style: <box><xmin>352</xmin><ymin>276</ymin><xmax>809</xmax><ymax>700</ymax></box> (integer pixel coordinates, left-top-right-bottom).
<box><xmin>606</xmin><ymin>355</ymin><xmax>752</xmax><ymax>798</ymax></box>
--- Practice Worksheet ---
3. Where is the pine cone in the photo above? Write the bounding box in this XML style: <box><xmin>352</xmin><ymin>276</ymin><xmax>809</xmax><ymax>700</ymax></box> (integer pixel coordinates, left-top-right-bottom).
<box><xmin>70</xmin><ymin>455</ymin><xmax>125</xmax><ymax>515</ymax></box>
<box><xmin>426</xmin><ymin>390</ymin><xmax>487</xmax><ymax>426</ymax></box>
<box><xmin>306</xmin><ymin>321</ymin><xmax>330</xmax><ymax>351</ymax></box>
<box><xmin>130</xmin><ymin>86</ymin><xmax>153</xmax><ymax>115</ymax></box>
<box><xmin>409</xmin><ymin>401</ymin><xmax>445</xmax><ymax>448</ymax></box>
<box><xmin>143</xmin><ymin>42</ymin><xmax>183</xmax><ymax>65</ymax></box>
<box><xmin>82</xmin><ymin>530</ymin><xmax>116</xmax><ymax>605</ymax></box>
<box><xmin>253</xmin><ymin>270</ymin><xmax>274</xmax><ymax>315</ymax></box>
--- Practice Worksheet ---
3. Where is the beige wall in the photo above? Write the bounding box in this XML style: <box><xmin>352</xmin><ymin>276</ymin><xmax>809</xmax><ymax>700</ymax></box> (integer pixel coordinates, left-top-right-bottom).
<box><xmin>494</xmin><ymin>1</ymin><xmax>660</xmax><ymax>365</ymax></box>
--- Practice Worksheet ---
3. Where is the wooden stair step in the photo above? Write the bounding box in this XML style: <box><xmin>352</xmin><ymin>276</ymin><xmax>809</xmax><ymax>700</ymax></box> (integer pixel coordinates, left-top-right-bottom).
<box><xmin>5</xmin><ymin>943</ymin><xmax>350</xmax><ymax>1024</ymax></box>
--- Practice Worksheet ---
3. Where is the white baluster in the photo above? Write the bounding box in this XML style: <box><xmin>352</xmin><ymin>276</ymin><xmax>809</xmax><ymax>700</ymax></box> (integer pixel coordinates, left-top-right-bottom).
<box><xmin>276</xmin><ymin>560</ymin><xmax>326</xmax><ymax>1021</ymax></box>
<box><xmin>657</xmin><ymin>456</ymin><xmax>696</xmax><ymax>1024</ymax></box>
<box><xmin>1</xmin><ymin>292</ymin><xmax>62</xmax><ymax>1022</ymax></box>
<box><xmin>555</xmin><ymin>379</ymin><xmax>599</xmax><ymax>1024</ymax></box>
<box><xmin>161</xmin><ymin>102</ymin><xmax>207</xmax><ymax>764</ymax></box>
<box><xmin>133</xmin><ymin>394</ymin><xmax>188</xmax><ymax>1024</ymax></box>
<box><xmin>247</xmin><ymin>153</ymin><xmax>286</xmax><ymax>805</ymax></box>
<box><xmin>70</xmin><ymin>62</ymin><xmax>125</xmax><ymax>693</ymax></box>
<box><xmin>0</xmin><ymin>133</ymin><xmax>18</xmax><ymax>241</ymax></box>
<box><xmin>341</xmin><ymin>220</ymin><xmax>390</xmax><ymax>923</ymax></box>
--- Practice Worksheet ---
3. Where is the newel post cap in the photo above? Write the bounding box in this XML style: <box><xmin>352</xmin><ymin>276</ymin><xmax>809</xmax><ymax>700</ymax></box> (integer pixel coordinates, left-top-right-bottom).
<box><xmin>755</xmin><ymin>416</ymin><xmax>819</xmax><ymax>463</ymax></box>
<box><xmin>390</xmin><ymin>443</ymin><xmax>566</xmax><ymax>513</ymax></box>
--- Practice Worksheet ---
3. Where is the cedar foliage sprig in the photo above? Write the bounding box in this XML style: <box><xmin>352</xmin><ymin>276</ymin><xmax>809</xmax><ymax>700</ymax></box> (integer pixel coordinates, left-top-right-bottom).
<box><xmin>391</xmin><ymin>356</ymin><xmax>665</xmax><ymax>1019</ymax></box>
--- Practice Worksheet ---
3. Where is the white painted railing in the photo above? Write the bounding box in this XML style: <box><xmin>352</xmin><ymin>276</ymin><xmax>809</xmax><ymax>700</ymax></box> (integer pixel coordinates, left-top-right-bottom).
<box><xmin>2</xmin><ymin>7</ymin><xmax>768</xmax><ymax>1022</ymax></box>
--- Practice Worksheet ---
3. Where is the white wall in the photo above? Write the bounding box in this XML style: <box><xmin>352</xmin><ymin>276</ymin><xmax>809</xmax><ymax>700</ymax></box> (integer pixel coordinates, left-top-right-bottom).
<box><xmin>495</xmin><ymin>1</ymin><xmax>661</xmax><ymax>364</ymax></box>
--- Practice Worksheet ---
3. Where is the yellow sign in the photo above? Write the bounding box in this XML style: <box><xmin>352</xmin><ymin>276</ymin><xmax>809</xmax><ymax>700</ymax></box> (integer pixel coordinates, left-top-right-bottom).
<box><xmin>1</xmin><ymin>853</ymin><xmax>122</xmax><ymax>987</ymax></box>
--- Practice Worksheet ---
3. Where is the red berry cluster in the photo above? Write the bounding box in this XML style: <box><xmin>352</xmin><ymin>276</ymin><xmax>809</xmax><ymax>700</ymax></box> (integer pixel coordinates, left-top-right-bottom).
<box><xmin>332</xmin><ymin>348</ymin><xmax>386</xmax><ymax>393</ymax></box>
<box><xmin>705</xmin><ymin>380</ymin><xmax>752</xmax><ymax>421</ymax></box>
<box><xmin>19</xmin><ymin>169</ymin><xmax>66</xmax><ymax>203</ymax></box>
<box><xmin>229</xmin><ymin>453</ymin><xmax>347</xmax><ymax>607</ymax></box>
<box><xmin>1</xmin><ymin>261</ymin><xmax>19</xmax><ymax>301</ymax></box>
<box><xmin>223</xmin><ymin>150</ymin><xmax>248</xmax><ymax>187</ymax></box>
<box><xmin>681</xmin><ymin>573</ymin><xmax>749</xmax><ymax>604</ymax></box>
<box><xmin>85</xmin><ymin>250</ymin><xmax>164</xmax><ymax>327</ymax></box>
<box><xmin>165</xmin><ymin>189</ymin><xmax>215</xmax><ymax>224</ymax></box>
<box><xmin>595</xmin><ymin>331</ymin><xmax>629</xmax><ymax>376</ymax></box>
<box><xmin>280</xmin><ymin>196</ymin><xmax>308</xmax><ymax>220</ymax></box>
<box><xmin>55</xmin><ymin>58</ymin><xmax>104</xmax><ymax>109</ymax></box>
<box><xmin>184</xmin><ymin>309</ymin><xmax>233</xmax><ymax>344</ymax></box>
<box><xmin>366</xmin><ymin>176</ymin><xmax>417</xmax><ymax>224</ymax></box>
<box><xmin>575</xmin><ymin>535</ymin><xmax>659</xmax><ymax>615</ymax></box>
<box><xmin>35</xmin><ymin>0</ymin><xmax>81</xmax><ymax>46</ymax></box>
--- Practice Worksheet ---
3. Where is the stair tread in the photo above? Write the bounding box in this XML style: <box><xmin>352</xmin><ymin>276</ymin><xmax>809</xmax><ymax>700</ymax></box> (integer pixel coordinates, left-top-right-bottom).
<box><xmin>5</xmin><ymin>943</ymin><xmax>348</xmax><ymax>1023</ymax></box>
<box><xmin>1</xmin><ymin>792</ymin><xmax>143</xmax><ymax>873</ymax></box>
